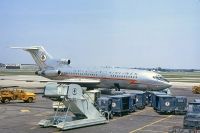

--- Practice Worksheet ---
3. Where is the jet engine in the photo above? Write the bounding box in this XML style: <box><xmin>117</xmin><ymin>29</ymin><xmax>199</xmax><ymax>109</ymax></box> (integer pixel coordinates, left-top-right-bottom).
<box><xmin>35</xmin><ymin>70</ymin><xmax>61</xmax><ymax>77</ymax></box>
<box><xmin>60</xmin><ymin>58</ymin><xmax>71</xmax><ymax>65</ymax></box>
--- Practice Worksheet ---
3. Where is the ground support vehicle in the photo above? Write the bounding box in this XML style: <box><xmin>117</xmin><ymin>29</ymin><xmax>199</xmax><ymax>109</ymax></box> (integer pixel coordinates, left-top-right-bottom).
<box><xmin>110</xmin><ymin>95</ymin><xmax>130</xmax><ymax>116</ymax></box>
<box><xmin>97</xmin><ymin>97</ymin><xmax>113</xmax><ymax>119</ymax></box>
<box><xmin>0</xmin><ymin>88</ymin><xmax>36</xmax><ymax>103</ymax></box>
<box><xmin>192</xmin><ymin>86</ymin><xmax>200</xmax><ymax>94</ymax></box>
<box><xmin>183</xmin><ymin>101</ymin><xmax>200</xmax><ymax>129</ymax></box>
<box><xmin>154</xmin><ymin>95</ymin><xmax>176</xmax><ymax>114</ymax></box>
<box><xmin>174</xmin><ymin>96</ymin><xmax>187</xmax><ymax>115</ymax></box>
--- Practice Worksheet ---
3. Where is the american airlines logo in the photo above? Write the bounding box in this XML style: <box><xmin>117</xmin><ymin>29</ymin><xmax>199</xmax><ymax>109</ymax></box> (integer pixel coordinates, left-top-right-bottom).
<box><xmin>41</xmin><ymin>54</ymin><xmax>47</xmax><ymax>62</ymax></box>
<box><xmin>129</xmin><ymin>80</ymin><xmax>137</xmax><ymax>84</ymax></box>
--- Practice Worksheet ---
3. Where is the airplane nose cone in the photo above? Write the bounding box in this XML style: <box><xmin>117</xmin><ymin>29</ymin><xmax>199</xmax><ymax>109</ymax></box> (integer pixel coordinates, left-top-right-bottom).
<box><xmin>165</xmin><ymin>82</ymin><xmax>172</xmax><ymax>88</ymax></box>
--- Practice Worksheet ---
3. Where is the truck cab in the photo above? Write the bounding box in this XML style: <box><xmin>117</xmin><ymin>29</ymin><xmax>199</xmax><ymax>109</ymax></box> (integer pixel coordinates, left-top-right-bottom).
<box><xmin>183</xmin><ymin>101</ymin><xmax>200</xmax><ymax>129</ymax></box>
<box><xmin>15</xmin><ymin>89</ymin><xmax>36</xmax><ymax>103</ymax></box>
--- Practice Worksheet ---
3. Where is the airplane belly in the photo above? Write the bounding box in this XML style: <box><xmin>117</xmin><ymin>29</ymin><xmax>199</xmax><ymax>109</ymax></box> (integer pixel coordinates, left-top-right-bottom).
<box><xmin>99</xmin><ymin>79</ymin><xmax>134</xmax><ymax>89</ymax></box>
<box><xmin>98</xmin><ymin>79</ymin><xmax>114</xmax><ymax>88</ymax></box>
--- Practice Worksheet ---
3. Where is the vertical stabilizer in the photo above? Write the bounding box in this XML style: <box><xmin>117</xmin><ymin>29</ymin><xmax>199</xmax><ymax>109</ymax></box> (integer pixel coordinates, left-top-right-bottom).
<box><xmin>11</xmin><ymin>46</ymin><xmax>53</xmax><ymax>70</ymax></box>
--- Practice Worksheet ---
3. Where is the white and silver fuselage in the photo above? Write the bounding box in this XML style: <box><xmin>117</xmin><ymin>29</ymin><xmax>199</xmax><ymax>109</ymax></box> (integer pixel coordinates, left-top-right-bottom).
<box><xmin>42</xmin><ymin>66</ymin><xmax>171</xmax><ymax>91</ymax></box>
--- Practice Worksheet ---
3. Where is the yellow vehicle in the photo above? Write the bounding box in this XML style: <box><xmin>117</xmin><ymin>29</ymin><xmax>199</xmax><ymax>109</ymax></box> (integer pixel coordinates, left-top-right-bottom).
<box><xmin>192</xmin><ymin>86</ymin><xmax>200</xmax><ymax>94</ymax></box>
<box><xmin>0</xmin><ymin>86</ymin><xmax>36</xmax><ymax>103</ymax></box>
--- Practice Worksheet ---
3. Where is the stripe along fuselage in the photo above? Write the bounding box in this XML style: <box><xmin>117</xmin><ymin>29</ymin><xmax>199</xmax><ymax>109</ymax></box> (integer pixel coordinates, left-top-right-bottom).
<box><xmin>43</xmin><ymin>66</ymin><xmax>171</xmax><ymax>91</ymax></box>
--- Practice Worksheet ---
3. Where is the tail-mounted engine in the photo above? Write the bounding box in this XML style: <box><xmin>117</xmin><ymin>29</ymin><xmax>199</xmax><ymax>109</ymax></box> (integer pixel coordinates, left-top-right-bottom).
<box><xmin>35</xmin><ymin>70</ymin><xmax>61</xmax><ymax>77</ymax></box>
<box><xmin>60</xmin><ymin>58</ymin><xmax>71</xmax><ymax>65</ymax></box>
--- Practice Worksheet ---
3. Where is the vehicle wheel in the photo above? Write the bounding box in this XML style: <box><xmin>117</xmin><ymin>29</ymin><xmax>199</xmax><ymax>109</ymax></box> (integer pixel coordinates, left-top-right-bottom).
<box><xmin>129</xmin><ymin>109</ymin><xmax>134</xmax><ymax>113</ymax></box>
<box><xmin>174</xmin><ymin>111</ymin><xmax>176</xmax><ymax>115</ymax></box>
<box><xmin>27</xmin><ymin>97</ymin><xmax>33</xmax><ymax>103</ymax></box>
<box><xmin>105</xmin><ymin>112</ymin><xmax>108</xmax><ymax>117</ymax></box>
<box><xmin>119</xmin><ymin>113</ymin><xmax>122</xmax><ymax>117</ymax></box>
<box><xmin>109</xmin><ymin>113</ymin><xmax>113</xmax><ymax>119</ymax></box>
<box><xmin>1</xmin><ymin>100</ymin><xmax>5</xmax><ymax>103</ymax></box>
<box><xmin>54</xmin><ymin>108</ymin><xmax>57</xmax><ymax>111</ymax></box>
<box><xmin>4</xmin><ymin>98</ymin><xmax>10</xmax><ymax>103</ymax></box>
<box><xmin>183</xmin><ymin>125</ymin><xmax>188</xmax><ymax>129</ymax></box>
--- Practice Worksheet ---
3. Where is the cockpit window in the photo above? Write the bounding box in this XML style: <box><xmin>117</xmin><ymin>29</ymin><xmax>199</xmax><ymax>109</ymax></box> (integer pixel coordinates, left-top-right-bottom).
<box><xmin>153</xmin><ymin>75</ymin><xmax>169</xmax><ymax>82</ymax></box>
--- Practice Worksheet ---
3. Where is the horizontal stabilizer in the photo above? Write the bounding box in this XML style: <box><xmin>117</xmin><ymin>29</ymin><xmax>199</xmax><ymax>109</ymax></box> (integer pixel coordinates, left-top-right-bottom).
<box><xmin>11</xmin><ymin>46</ymin><xmax>41</xmax><ymax>50</ymax></box>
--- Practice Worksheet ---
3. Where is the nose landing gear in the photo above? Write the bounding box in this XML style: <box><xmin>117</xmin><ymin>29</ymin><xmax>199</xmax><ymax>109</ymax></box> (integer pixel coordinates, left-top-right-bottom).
<box><xmin>114</xmin><ymin>83</ymin><xmax>120</xmax><ymax>91</ymax></box>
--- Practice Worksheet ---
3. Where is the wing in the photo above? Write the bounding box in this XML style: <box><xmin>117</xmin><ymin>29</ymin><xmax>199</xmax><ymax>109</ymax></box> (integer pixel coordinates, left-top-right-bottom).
<box><xmin>0</xmin><ymin>76</ymin><xmax>100</xmax><ymax>87</ymax></box>
<box><xmin>0</xmin><ymin>86</ymin><xmax>19</xmax><ymax>89</ymax></box>
<box><xmin>56</xmin><ymin>78</ymin><xmax>100</xmax><ymax>86</ymax></box>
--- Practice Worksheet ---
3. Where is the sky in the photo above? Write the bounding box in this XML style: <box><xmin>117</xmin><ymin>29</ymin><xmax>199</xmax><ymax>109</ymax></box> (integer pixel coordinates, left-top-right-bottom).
<box><xmin>0</xmin><ymin>0</ymin><xmax>200</xmax><ymax>69</ymax></box>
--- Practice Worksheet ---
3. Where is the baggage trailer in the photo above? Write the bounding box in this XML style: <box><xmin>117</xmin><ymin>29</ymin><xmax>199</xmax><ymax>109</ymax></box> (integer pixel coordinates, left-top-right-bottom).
<box><xmin>174</xmin><ymin>96</ymin><xmax>187</xmax><ymax>115</ymax></box>
<box><xmin>123</xmin><ymin>93</ymin><xmax>136</xmax><ymax>112</ymax></box>
<box><xmin>150</xmin><ymin>91</ymin><xmax>167</xmax><ymax>108</ymax></box>
<box><xmin>129</xmin><ymin>91</ymin><xmax>146</xmax><ymax>110</ymax></box>
<box><xmin>154</xmin><ymin>95</ymin><xmax>176</xmax><ymax>114</ymax></box>
<box><xmin>110</xmin><ymin>95</ymin><xmax>130</xmax><ymax>116</ymax></box>
<box><xmin>97</xmin><ymin>97</ymin><xmax>113</xmax><ymax>119</ymax></box>
<box><xmin>183</xmin><ymin>101</ymin><xmax>200</xmax><ymax>129</ymax></box>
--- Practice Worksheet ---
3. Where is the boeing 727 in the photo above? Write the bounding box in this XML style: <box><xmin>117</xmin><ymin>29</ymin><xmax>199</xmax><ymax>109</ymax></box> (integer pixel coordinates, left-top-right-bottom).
<box><xmin>12</xmin><ymin>46</ymin><xmax>171</xmax><ymax>91</ymax></box>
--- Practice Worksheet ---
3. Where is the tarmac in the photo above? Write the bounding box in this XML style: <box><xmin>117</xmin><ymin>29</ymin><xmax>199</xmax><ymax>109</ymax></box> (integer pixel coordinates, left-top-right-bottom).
<box><xmin>0</xmin><ymin>75</ymin><xmax>200</xmax><ymax>133</ymax></box>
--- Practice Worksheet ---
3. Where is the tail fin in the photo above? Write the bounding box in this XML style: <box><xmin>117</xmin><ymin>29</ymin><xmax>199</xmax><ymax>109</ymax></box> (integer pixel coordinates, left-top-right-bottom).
<box><xmin>11</xmin><ymin>46</ymin><xmax>53</xmax><ymax>70</ymax></box>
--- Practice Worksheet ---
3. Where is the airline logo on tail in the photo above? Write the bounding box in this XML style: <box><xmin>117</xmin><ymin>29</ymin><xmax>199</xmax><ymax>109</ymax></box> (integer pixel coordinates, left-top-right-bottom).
<box><xmin>41</xmin><ymin>54</ymin><xmax>47</xmax><ymax>62</ymax></box>
<box><xmin>11</xmin><ymin>46</ymin><xmax>71</xmax><ymax>70</ymax></box>
<box><xmin>11</xmin><ymin>46</ymin><xmax>52</xmax><ymax>70</ymax></box>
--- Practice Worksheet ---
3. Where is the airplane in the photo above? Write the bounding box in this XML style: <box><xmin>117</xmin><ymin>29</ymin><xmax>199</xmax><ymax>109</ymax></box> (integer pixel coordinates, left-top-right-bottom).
<box><xmin>11</xmin><ymin>46</ymin><xmax>172</xmax><ymax>91</ymax></box>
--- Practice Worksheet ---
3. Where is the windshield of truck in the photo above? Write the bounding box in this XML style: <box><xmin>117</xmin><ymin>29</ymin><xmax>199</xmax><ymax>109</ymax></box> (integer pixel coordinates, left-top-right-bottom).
<box><xmin>188</xmin><ymin>104</ymin><xmax>200</xmax><ymax>113</ymax></box>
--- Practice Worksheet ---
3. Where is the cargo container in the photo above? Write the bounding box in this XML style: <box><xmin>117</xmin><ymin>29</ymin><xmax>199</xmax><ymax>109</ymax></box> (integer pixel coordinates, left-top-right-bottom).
<box><xmin>174</xmin><ymin>96</ymin><xmax>187</xmax><ymax>115</ymax></box>
<box><xmin>150</xmin><ymin>91</ymin><xmax>167</xmax><ymax>108</ymax></box>
<box><xmin>97</xmin><ymin>97</ymin><xmax>113</xmax><ymax>119</ymax></box>
<box><xmin>154</xmin><ymin>95</ymin><xmax>176</xmax><ymax>114</ymax></box>
<box><xmin>129</xmin><ymin>91</ymin><xmax>146</xmax><ymax>110</ymax></box>
<box><xmin>110</xmin><ymin>95</ymin><xmax>130</xmax><ymax>116</ymax></box>
<box><xmin>183</xmin><ymin>101</ymin><xmax>200</xmax><ymax>129</ymax></box>
<box><xmin>123</xmin><ymin>93</ymin><xmax>136</xmax><ymax>112</ymax></box>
